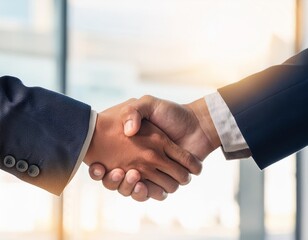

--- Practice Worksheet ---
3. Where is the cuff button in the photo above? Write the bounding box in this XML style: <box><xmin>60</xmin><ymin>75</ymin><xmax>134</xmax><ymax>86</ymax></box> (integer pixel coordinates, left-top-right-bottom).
<box><xmin>28</xmin><ymin>165</ymin><xmax>40</xmax><ymax>178</ymax></box>
<box><xmin>4</xmin><ymin>155</ymin><xmax>16</xmax><ymax>168</ymax></box>
<box><xmin>16</xmin><ymin>160</ymin><xmax>29</xmax><ymax>173</ymax></box>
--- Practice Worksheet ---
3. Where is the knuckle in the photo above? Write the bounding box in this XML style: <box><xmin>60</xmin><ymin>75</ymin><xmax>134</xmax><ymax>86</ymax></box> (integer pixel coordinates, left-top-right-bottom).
<box><xmin>143</xmin><ymin>149</ymin><xmax>158</xmax><ymax>161</ymax></box>
<box><xmin>132</xmin><ymin>161</ymin><xmax>149</xmax><ymax>174</ymax></box>
<box><xmin>152</xmin><ymin>132</ymin><xmax>164</xmax><ymax>143</ymax></box>
<box><xmin>140</xmin><ymin>95</ymin><xmax>154</xmax><ymax>102</ymax></box>
<box><xmin>120</xmin><ymin>104</ymin><xmax>136</xmax><ymax>116</ymax></box>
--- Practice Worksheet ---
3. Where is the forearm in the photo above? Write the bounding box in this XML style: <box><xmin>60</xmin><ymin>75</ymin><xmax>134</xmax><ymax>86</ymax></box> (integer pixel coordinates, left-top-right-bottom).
<box><xmin>218</xmin><ymin>49</ymin><xmax>308</xmax><ymax>168</ymax></box>
<box><xmin>0</xmin><ymin>76</ymin><xmax>91</xmax><ymax>195</ymax></box>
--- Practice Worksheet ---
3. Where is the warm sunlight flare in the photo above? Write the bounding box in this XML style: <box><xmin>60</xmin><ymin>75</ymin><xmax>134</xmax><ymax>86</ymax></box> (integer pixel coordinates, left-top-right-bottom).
<box><xmin>0</xmin><ymin>0</ymin><xmax>297</xmax><ymax>239</ymax></box>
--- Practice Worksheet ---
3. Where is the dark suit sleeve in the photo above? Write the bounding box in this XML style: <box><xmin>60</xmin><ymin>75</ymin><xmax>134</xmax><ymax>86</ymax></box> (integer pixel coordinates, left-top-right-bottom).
<box><xmin>218</xmin><ymin>49</ymin><xmax>308</xmax><ymax>169</ymax></box>
<box><xmin>0</xmin><ymin>76</ymin><xmax>91</xmax><ymax>195</ymax></box>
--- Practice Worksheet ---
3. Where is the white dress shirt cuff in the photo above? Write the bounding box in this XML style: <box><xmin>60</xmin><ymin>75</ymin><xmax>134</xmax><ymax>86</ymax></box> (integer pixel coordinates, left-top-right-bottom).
<box><xmin>68</xmin><ymin>110</ymin><xmax>97</xmax><ymax>183</ymax></box>
<box><xmin>205</xmin><ymin>92</ymin><xmax>251</xmax><ymax>159</ymax></box>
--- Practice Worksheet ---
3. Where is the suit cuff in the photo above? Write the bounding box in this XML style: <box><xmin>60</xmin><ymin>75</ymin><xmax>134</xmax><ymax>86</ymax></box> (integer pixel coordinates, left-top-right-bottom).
<box><xmin>67</xmin><ymin>110</ymin><xmax>97</xmax><ymax>183</ymax></box>
<box><xmin>205</xmin><ymin>92</ymin><xmax>251</xmax><ymax>159</ymax></box>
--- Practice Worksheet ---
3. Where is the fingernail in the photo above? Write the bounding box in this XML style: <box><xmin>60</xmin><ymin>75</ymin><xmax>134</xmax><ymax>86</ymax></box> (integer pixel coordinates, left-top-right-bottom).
<box><xmin>162</xmin><ymin>191</ymin><xmax>168</xmax><ymax>199</ymax></box>
<box><xmin>111</xmin><ymin>172</ymin><xmax>122</xmax><ymax>182</ymax></box>
<box><xmin>186</xmin><ymin>174</ymin><xmax>192</xmax><ymax>184</ymax></box>
<box><xmin>124</xmin><ymin>120</ymin><xmax>133</xmax><ymax>134</ymax></box>
<box><xmin>134</xmin><ymin>183</ymin><xmax>142</xmax><ymax>193</ymax></box>
<box><xmin>127</xmin><ymin>171</ymin><xmax>138</xmax><ymax>184</ymax></box>
<box><xmin>93</xmin><ymin>169</ymin><xmax>102</xmax><ymax>177</ymax></box>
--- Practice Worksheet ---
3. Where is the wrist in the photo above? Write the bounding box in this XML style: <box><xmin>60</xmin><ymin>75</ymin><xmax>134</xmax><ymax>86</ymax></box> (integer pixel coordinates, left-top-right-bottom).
<box><xmin>187</xmin><ymin>98</ymin><xmax>221</xmax><ymax>151</ymax></box>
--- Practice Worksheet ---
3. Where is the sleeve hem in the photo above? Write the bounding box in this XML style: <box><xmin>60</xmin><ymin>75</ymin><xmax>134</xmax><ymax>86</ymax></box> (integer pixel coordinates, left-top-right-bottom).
<box><xmin>65</xmin><ymin>110</ymin><xmax>98</xmax><ymax>188</ymax></box>
<box><xmin>205</xmin><ymin>92</ymin><xmax>251</xmax><ymax>160</ymax></box>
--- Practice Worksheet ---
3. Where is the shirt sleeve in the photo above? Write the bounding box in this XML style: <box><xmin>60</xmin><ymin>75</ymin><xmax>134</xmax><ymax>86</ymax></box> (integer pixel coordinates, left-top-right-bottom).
<box><xmin>205</xmin><ymin>92</ymin><xmax>252</xmax><ymax>159</ymax></box>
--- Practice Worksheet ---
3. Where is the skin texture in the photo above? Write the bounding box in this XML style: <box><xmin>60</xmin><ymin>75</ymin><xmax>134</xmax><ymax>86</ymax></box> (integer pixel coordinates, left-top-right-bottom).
<box><xmin>84</xmin><ymin>99</ymin><xmax>202</xmax><ymax>198</ymax></box>
<box><xmin>89</xmin><ymin>96</ymin><xmax>221</xmax><ymax>201</ymax></box>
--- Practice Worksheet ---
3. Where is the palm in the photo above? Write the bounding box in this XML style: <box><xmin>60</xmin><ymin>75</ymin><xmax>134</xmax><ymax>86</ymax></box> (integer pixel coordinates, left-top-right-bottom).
<box><xmin>149</xmin><ymin>101</ymin><xmax>213</xmax><ymax>161</ymax></box>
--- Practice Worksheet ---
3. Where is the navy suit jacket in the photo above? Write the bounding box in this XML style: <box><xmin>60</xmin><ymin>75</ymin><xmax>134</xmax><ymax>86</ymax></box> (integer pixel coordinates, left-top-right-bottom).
<box><xmin>219</xmin><ymin>49</ymin><xmax>308</xmax><ymax>169</ymax></box>
<box><xmin>0</xmin><ymin>76</ymin><xmax>91</xmax><ymax>195</ymax></box>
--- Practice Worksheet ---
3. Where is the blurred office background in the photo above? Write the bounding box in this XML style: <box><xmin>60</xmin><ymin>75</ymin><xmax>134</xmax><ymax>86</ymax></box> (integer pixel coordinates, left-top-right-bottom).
<box><xmin>0</xmin><ymin>0</ymin><xmax>307</xmax><ymax>239</ymax></box>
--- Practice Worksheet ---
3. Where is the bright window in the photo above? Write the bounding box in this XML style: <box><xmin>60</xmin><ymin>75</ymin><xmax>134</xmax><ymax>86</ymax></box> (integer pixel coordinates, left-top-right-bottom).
<box><xmin>66</xmin><ymin>0</ymin><xmax>296</xmax><ymax>240</ymax></box>
<box><xmin>0</xmin><ymin>0</ymin><xmax>57</xmax><ymax>239</ymax></box>
<box><xmin>0</xmin><ymin>0</ymin><xmax>297</xmax><ymax>239</ymax></box>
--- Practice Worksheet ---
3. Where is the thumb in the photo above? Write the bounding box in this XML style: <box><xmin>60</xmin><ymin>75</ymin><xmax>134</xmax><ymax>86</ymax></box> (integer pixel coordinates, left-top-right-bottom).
<box><xmin>123</xmin><ymin>109</ymin><xmax>142</xmax><ymax>137</ymax></box>
<box><xmin>122</xmin><ymin>95</ymin><xmax>157</xmax><ymax>137</ymax></box>
<box><xmin>89</xmin><ymin>163</ymin><xmax>106</xmax><ymax>181</ymax></box>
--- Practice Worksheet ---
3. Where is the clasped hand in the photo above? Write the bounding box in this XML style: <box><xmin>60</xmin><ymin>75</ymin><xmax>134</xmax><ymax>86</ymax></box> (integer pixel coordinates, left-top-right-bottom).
<box><xmin>85</xmin><ymin>96</ymin><xmax>221</xmax><ymax>201</ymax></box>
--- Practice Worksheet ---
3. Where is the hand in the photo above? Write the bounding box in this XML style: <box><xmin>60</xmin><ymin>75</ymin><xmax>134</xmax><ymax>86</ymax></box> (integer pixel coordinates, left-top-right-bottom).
<box><xmin>123</xmin><ymin>96</ymin><xmax>221</xmax><ymax>160</ymax></box>
<box><xmin>84</xmin><ymin>100</ymin><xmax>202</xmax><ymax>198</ymax></box>
<box><xmin>88</xmin><ymin>165</ymin><xmax>152</xmax><ymax>201</ymax></box>
<box><xmin>90</xmin><ymin>96</ymin><xmax>221</xmax><ymax>201</ymax></box>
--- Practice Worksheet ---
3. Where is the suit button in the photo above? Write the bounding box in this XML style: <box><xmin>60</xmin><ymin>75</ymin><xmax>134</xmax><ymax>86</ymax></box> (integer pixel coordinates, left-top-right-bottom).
<box><xmin>3</xmin><ymin>155</ymin><xmax>16</xmax><ymax>168</ymax></box>
<box><xmin>28</xmin><ymin>165</ymin><xmax>40</xmax><ymax>177</ymax></box>
<box><xmin>16</xmin><ymin>160</ymin><xmax>29</xmax><ymax>172</ymax></box>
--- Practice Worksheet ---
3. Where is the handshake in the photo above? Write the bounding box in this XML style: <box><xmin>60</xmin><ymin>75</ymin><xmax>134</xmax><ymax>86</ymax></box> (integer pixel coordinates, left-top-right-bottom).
<box><xmin>80</xmin><ymin>48</ymin><xmax>308</xmax><ymax>199</ymax></box>
<box><xmin>83</xmin><ymin>95</ymin><xmax>222</xmax><ymax>202</ymax></box>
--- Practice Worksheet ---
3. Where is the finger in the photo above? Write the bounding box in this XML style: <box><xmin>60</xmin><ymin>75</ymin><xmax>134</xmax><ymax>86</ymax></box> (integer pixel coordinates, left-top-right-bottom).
<box><xmin>118</xmin><ymin>169</ymin><xmax>141</xmax><ymax>196</ymax></box>
<box><xmin>88</xmin><ymin>163</ymin><xmax>106</xmax><ymax>181</ymax></box>
<box><xmin>121</xmin><ymin>106</ymin><xmax>142</xmax><ymax>137</ymax></box>
<box><xmin>157</xmin><ymin>156</ymin><xmax>192</xmax><ymax>186</ymax></box>
<box><xmin>102</xmin><ymin>168</ymin><xmax>125</xmax><ymax>191</ymax></box>
<box><xmin>145</xmin><ymin>169</ymin><xmax>179</xmax><ymax>194</ymax></box>
<box><xmin>142</xmin><ymin>180</ymin><xmax>168</xmax><ymax>201</ymax></box>
<box><xmin>131</xmin><ymin>182</ymin><xmax>149</xmax><ymax>202</ymax></box>
<box><xmin>164</xmin><ymin>140</ymin><xmax>202</xmax><ymax>175</ymax></box>
<box><xmin>121</xmin><ymin>95</ymin><xmax>158</xmax><ymax>137</ymax></box>
<box><xmin>134</xmin><ymin>139</ymin><xmax>182</xmax><ymax>192</ymax></box>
